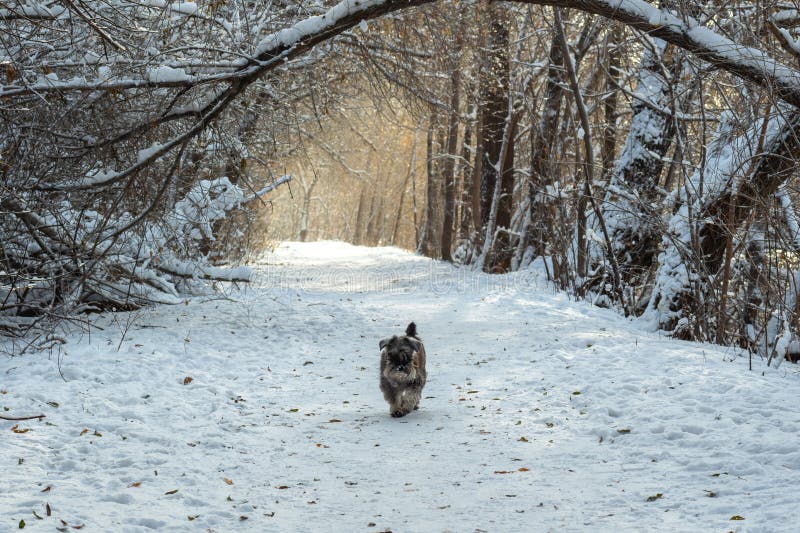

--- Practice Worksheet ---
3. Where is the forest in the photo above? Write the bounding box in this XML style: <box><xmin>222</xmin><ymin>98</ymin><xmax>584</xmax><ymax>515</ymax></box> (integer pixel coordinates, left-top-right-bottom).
<box><xmin>4</xmin><ymin>0</ymin><xmax>800</xmax><ymax>358</ymax></box>
<box><xmin>6</xmin><ymin>2</ymin><xmax>800</xmax><ymax>530</ymax></box>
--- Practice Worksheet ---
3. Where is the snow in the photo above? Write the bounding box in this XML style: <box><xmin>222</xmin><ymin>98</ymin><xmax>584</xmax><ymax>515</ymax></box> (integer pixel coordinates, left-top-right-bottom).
<box><xmin>78</xmin><ymin>167</ymin><xmax>119</xmax><ymax>188</ymax></box>
<box><xmin>2</xmin><ymin>241</ymin><xmax>800</xmax><ymax>531</ymax></box>
<box><xmin>645</xmin><ymin>108</ymin><xmax>791</xmax><ymax>329</ymax></box>
<box><xmin>242</xmin><ymin>174</ymin><xmax>293</xmax><ymax>203</ymax></box>
<box><xmin>254</xmin><ymin>0</ymin><xmax>383</xmax><ymax>58</ymax></box>
<box><xmin>147</xmin><ymin>66</ymin><xmax>191</xmax><ymax>83</ymax></box>
<box><xmin>143</xmin><ymin>0</ymin><xmax>199</xmax><ymax>15</ymax></box>
<box><xmin>136</xmin><ymin>143</ymin><xmax>166</xmax><ymax>164</ymax></box>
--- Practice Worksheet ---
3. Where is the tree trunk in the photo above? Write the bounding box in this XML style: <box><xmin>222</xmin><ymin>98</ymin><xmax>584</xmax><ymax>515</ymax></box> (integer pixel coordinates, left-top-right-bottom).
<box><xmin>522</xmin><ymin>29</ymin><xmax>565</xmax><ymax>260</ymax></box>
<box><xmin>478</xmin><ymin>6</ymin><xmax>515</xmax><ymax>272</ymax></box>
<box><xmin>601</xmin><ymin>23</ymin><xmax>623</xmax><ymax>180</ymax></box>
<box><xmin>418</xmin><ymin>112</ymin><xmax>440</xmax><ymax>257</ymax></box>
<box><xmin>298</xmin><ymin>171</ymin><xmax>318</xmax><ymax>243</ymax></box>
<box><xmin>588</xmin><ymin>37</ymin><xmax>681</xmax><ymax>308</ymax></box>
<box><xmin>459</xmin><ymin>104</ymin><xmax>476</xmax><ymax>240</ymax></box>
<box><xmin>441</xmin><ymin>56</ymin><xmax>462</xmax><ymax>262</ymax></box>
<box><xmin>392</xmin><ymin>128</ymin><xmax>419</xmax><ymax>246</ymax></box>
<box><xmin>354</xmin><ymin>184</ymin><xmax>368</xmax><ymax>245</ymax></box>
<box><xmin>471</xmin><ymin>106</ymin><xmax>484</xmax><ymax>238</ymax></box>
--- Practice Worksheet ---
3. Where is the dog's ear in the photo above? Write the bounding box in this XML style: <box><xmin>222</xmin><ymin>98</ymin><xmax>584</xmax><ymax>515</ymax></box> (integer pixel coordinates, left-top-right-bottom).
<box><xmin>405</xmin><ymin>322</ymin><xmax>418</xmax><ymax>338</ymax></box>
<box><xmin>380</xmin><ymin>336</ymin><xmax>396</xmax><ymax>351</ymax></box>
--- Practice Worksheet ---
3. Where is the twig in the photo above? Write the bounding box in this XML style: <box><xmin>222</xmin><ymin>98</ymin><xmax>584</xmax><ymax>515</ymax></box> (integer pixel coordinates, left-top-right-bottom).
<box><xmin>62</xmin><ymin>0</ymin><xmax>127</xmax><ymax>52</ymax></box>
<box><xmin>0</xmin><ymin>414</ymin><xmax>46</xmax><ymax>421</ymax></box>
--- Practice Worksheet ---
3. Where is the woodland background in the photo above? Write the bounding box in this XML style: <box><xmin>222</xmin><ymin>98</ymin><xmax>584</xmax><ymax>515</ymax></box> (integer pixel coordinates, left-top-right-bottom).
<box><xmin>5</xmin><ymin>0</ymin><xmax>800</xmax><ymax>363</ymax></box>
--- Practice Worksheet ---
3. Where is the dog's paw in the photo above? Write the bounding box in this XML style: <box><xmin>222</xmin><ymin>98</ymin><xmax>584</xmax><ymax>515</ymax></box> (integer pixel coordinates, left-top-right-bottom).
<box><xmin>391</xmin><ymin>409</ymin><xmax>407</xmax><ymax>418</ymax></box>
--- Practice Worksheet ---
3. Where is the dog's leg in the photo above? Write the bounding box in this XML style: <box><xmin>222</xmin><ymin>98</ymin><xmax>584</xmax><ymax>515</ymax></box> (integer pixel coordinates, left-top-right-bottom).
<box><xmin>384</xmin><ymin>385</ymin><xmax>407</xmax><ymax>417</ymax></box>
<box><xmin>409</xmin><ymin>388</ymin><xmax>422</xmax><ymax>411</ymax></box>
<box><xmin>390</xmin><ymin>391</ymin><xmax>408</xmax><ymax>417</ymax></box>
<box><xmin>392</xmin><ymin>388</ymin><xmax>421</xmax><ymax>417</ymax></box>
<box><xmin>389</xmin><ymin>390</ymin><xmax>412</xmax><ymax>417</ymax></box>
<box><xmin>380</xmin><ymin>377</ymin><xmax>394</xmax><ymax>405</ymax></box>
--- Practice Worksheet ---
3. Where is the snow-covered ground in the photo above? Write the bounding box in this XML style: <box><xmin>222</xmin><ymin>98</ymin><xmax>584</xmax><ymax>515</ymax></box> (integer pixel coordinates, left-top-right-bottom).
<box><xmin>2</xmin><ymin>241</ymin><xmax>800</xmax><ymax>532</ymax></box>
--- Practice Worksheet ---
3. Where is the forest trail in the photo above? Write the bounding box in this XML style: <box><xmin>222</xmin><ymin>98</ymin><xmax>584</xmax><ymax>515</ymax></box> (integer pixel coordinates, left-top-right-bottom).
<box><xmin>2</xmin><ymin>242</ymin><xmax>799</xmax><ymax>532</ymax></box>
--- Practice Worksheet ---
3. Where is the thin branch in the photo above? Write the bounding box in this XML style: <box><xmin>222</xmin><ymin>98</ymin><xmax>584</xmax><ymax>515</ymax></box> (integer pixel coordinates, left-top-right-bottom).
<box><xmin>0</xmin><ymin>414</ymin><xmax>46</xmax><ymax>421</ymax></box>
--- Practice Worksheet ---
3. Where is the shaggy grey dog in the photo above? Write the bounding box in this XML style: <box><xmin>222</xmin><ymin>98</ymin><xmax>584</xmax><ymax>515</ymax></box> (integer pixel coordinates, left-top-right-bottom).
<box><xmin>379</xmin><ymin>322</ymin><xmax>427</xmax><ymax>418</ymax></box>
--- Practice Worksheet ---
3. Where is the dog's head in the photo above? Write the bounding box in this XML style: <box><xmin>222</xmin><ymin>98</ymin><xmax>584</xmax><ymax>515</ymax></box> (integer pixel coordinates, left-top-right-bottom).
<box><xmin>380</xmin><ymin>323</ymin><xmax>422</xmax><ymax>380</ymax></box>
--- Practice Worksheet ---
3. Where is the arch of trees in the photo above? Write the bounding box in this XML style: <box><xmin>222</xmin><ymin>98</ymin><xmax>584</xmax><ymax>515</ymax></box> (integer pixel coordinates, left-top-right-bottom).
<box><xmin>4</xmin><ymin>0</ymin><xmax>800</xmax><ymax>362</ymax></box>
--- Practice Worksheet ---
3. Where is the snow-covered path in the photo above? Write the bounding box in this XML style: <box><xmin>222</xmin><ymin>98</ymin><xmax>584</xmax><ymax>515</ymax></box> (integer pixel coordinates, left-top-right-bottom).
<box><xmin>2</xmin><ymin>242</ymin><xmax>799</xmax><ymax>532</ymax></box>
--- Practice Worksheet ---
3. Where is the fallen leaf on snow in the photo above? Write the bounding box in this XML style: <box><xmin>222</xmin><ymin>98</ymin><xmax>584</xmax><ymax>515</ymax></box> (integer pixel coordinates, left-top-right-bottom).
<box><xmin>646</xmin><ymin>493</ymin><xmax>663</xmax><ymax>502</ymax></box>
<box><xmin>11</xmin><ymin>425</ymin><xmax>30</xmax><ymax>434</ymax></box>
<box><xmin>223</xmin><ymin>478</ymin><xmax>234</xmax><ymax>485</ymax></box>
<box><xmin>183</xmin><ymin>376</ymin><xmax>193</xmax><ymax>385</ymax></box>
<box><xmin>128</xmin><ymin>482</ymin><xmax>141</xmax><ymax>488</ymax></box>
<box><xmin>164</xmin><ymin>489</ymin><xmax>179</xmax><ymax>495</ymax></box>
<box><xmin>730</xmin><ymin>515</ymin><xmax>745</xmax><ymax>520</ymax></box>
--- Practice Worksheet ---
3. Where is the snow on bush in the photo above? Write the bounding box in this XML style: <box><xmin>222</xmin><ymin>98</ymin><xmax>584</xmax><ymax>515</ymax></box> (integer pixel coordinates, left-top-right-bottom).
<box><xmin>0</xmin><ymin>177</ymin><xmax>251</xmax><ymax>344</ymax></box>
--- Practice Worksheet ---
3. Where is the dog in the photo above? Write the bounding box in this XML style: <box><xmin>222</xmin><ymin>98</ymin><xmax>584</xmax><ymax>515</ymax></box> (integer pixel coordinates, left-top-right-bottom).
<box><xmin>379</xmin><ymin>322</ymin><xmax>427</xmax><ymax>418</ymax></box>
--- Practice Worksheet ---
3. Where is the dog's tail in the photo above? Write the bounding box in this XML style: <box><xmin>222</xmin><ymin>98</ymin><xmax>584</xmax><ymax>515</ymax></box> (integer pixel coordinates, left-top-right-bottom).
<box><xmin>405</xmin><ymin>322</ymin><xmax>419</xmax><ymax>339</ymax></box>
